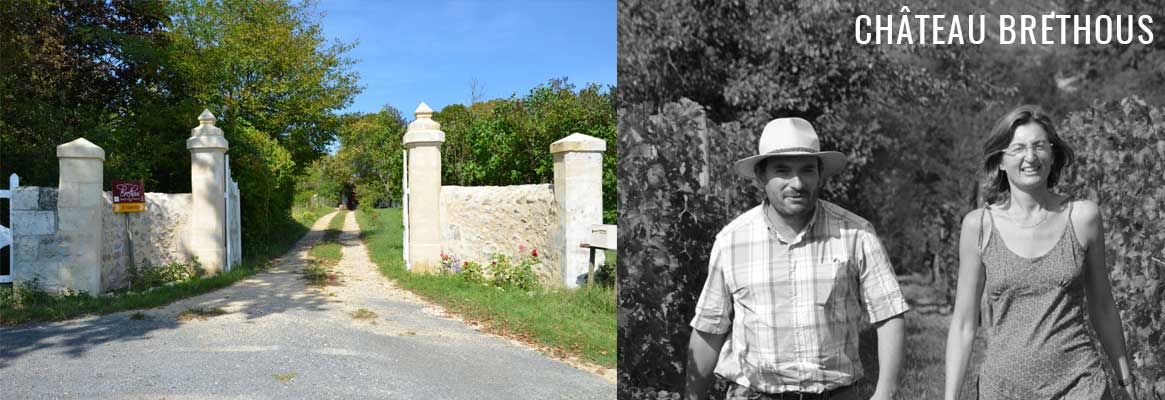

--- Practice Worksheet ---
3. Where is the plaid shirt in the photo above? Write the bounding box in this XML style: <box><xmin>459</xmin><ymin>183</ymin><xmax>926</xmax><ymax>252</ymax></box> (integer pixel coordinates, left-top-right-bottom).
<box><xmin>690</xmin><ymin>200</ymin><xmax>909</xmax><ymax>394</ymax></box>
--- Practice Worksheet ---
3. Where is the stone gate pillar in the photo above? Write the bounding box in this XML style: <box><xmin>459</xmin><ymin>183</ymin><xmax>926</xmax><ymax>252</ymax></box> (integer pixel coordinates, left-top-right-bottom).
<box><xmin>186</xmin><ymin>110</ymin><xmax>229</xmax><ymax>274</ymax></box>
<box><xmin>403</xmin><ymin>103</ymin><xmax>445</xmax><ymax>272</ymax></box>
<box><xmin>56</xmin><ymin>138</ymin><xmax>106</xmax><ymax>294</ymax></box>
<box><xmin>551</xmin><ymin>133</ymin><xmax>606</xmax><ymax>287</ymax></box>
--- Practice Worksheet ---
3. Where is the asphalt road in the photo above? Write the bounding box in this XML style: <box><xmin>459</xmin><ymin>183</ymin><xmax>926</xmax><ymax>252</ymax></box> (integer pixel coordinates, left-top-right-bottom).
<box><xmin>0</xmin><ymin>211</ymin><xmax>614</xmax><ymax>400</ymax></box>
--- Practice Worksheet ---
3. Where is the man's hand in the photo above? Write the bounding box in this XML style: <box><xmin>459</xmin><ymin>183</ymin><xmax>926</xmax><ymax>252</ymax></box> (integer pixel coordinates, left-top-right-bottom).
<box><xmin>684</xmin><ymin>329</ymin><xmax>727</xmax><ymax>400</ymax></box>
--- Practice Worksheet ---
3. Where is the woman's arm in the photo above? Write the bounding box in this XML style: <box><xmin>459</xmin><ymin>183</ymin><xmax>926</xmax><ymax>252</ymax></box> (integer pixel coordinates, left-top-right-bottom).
<box><xmin>1075</xmin><ymin>200</ymin><xmax>1136</xmax><ymax>397</ymax></box>
<box><xmin>944</xmin><ymin>210</ymin><xmax>988</xmax><ymax>400</ymax></box>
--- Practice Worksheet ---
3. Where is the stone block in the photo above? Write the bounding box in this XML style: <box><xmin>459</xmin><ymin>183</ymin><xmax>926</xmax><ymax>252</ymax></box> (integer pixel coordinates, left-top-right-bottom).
<box><xmin>403</xmin><ymin>129</ymin><xmax>445</xmax><ymax>146</ymax></box>
<box><xmin>38</xmin><ymin>187</ymin><xmax>58</xmax><ymax>210</ymax></box>
<box><xmin>58</xmin><ymin>158</ymin><xmax>104</xmax><ymax>184</ymax></box>
<box><xmin>57</xmin><ymin>182</ymin><xmax>104</xmax><ymax>208</ymax></box>
<box><xmin>12</xmin><ymin>187</ymin><xmax>39</xmax><ymax>210</ymax></box>
<box><xmin>15</xmin><ymin>260</ymin><xmax>60</xmax><ymax>289</ymax></box>
<box><xmin>186</xmin><ymin>136</ymin><xmax>229</xmax><ymax>150</ymax></box>
<box><xmin>57</xmin><ymin>208</ymin><xmax>101</xmax><ymax>232</ymax></box>
<box><xmin>13</xmin><ymin>236</ymin><xmax>38</xmax><ymax>262</ymax></box>
<box><xmin>12</xmin><ymin>211</ymin><xmax>56</xmax><ymax>236</ymax></box>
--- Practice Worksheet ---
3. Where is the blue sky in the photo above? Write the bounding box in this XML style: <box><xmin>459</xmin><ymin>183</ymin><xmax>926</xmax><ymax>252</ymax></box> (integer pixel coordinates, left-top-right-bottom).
<box><xmin>317</xmin><ymin>0</ymin><xmax>616</xmax><ymax>117</ymax></box>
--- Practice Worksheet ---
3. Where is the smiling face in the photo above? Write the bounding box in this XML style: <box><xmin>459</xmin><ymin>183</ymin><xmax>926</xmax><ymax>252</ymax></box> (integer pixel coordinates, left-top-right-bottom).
<box><xmin>999</xmin><ymin>122</ymin><xmax>1054</xmax><ymax>191</ymax></box>
<box><xmin>757</xmin><ymin>155</ymin><xmax>821</xmax><ymax>219</ymax></box>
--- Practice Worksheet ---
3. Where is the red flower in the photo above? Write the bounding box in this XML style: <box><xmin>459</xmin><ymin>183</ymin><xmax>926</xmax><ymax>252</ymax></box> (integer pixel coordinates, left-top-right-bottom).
<box><xmin>519</xmin><ymin>245</ymin><xmax>525</xmax><ymax>252</ymax></box>
<box><xmin>531</xmin><ymin>249</ymin><xmax>538</xmax><ymax>257</ymax></box>
<box><xmin>463</xmin><ymin>261</ymin><xmax>469</xmax><ymax>267</ymax></box>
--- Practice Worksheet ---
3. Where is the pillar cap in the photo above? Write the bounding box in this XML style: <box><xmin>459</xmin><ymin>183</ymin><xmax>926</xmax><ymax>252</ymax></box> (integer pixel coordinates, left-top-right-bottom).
<box><xmin>187</xmin><ymin>136</ymin><xmax>230</xmax><ymax>150</ymax></box>
<box><xmin>198</xmin><ymin>109</ymin><xmax>217</xmax><ymax>124</ymax></box>
<box><xmin>57</xmin><ymin>138</ymin><xmax>105</xmax><ymax>160</ymax></box>
<box><xmin>188</xmin><ymin>109</ymin><xmax>229</xmax><ymax>150</ymax></box>
<box><xmin>404</xmin><ymin>102</ymin><xmax>445</xmax><ymax>146</ymax></box>
<box><xmin>407</xmin><ymin>102</ymin><xmax>442</xmax><ymax>131</ymax></box>
<box><xmin>550</xmin><ymin>133</ymin><xmax>606</xmax><ymax>154</ymax></box>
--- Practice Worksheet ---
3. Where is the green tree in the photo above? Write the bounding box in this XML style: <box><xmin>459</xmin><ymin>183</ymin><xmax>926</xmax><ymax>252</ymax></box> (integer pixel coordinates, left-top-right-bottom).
<box><xmin>167</xmin><ymin>0</ymin><xmax>361</xmax><ymax>170</ymax></box>
<box><xmin>333</xmin><ymin>106</ymin><xmax>408</xmax><ymax>208</ymax></box>
<box><xmin>436</xmin><ymin>79</ymin><xmax>617</xmax><ymax>222</ymax></box>
<box><xmin>294</xmin><ymin>156</ymin><xmax>343</xmax><ymax>208</ymax></box>
<box><xmin>0</xmin><ymin>0</ymin><xmax>188</xmax><ymax>189</ymax></box>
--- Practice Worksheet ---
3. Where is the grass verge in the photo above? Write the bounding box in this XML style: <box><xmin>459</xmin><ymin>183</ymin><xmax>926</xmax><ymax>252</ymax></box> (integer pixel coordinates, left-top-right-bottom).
<box><xmin>0</xmin><ymin>204</ymin><xmax>332</xmax><ymax>325</ymax></box>
<box><xmin>307</xmin><ymin>210</ymin><xmax>346</xmax><ymax>262</ymax></box>
<box><xmin>303</xmin><ymin>210</ymin><xmax>345</xmax><ymax>287</ymax></box>
<box><xmin>356</xmin><ymin>207</ymin><xmax>616</xmax><ymax>368</ymax></box>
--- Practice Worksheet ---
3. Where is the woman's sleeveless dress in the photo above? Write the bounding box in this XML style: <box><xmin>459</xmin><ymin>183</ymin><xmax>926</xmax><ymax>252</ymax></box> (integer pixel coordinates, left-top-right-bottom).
<box><xmin>977</xmin><ymin>203</ymin><xmax>1111</xmax><ymax>399</ymax></box>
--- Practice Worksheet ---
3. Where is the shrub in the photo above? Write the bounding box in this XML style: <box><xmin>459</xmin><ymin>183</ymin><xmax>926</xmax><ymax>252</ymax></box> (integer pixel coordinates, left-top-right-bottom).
<box><xmin>618</xmin><ymin>100</ymin><xmax>754</xmax><ymax>395</ymax></box>
<box><xmin>0</xmin><ymin>277</ymin><xmax>58</xmax><ymax>309</ymax></box>
<box><xmin>443</xmin><ymin>248</ymin><xmax>540</xmax><ymax>290</ymax></box>
<box><xmin>487</xmin><ymin>250</ymin><xmax>539</xmax><ymax>290</ymax></box>
<box><xmin>229</xmin><ymin>121</ymin><xmax>297</xmax><ymax>257</ymax></box>
<box><xmin>460</xmin><ymin>260</ymin><xmax>486</xmax><ymax>285</ymax></box>
<box><xmin>595</xmin><ymin>258</ymin><xmax>616</xmax><ymax>288</ymax></box>
<box><xmin>1058</xmin><ymin>97</ymin><xmax>1165</xmax><ymax>396</ymax></box>
<box><xmin>126</xmin><ymin>258</ymin><xmax>205</xmax><ymax>291</ymax></box>
<box><xmin>439</xmin><ymin>252</ymin><xmax>462</xmax><ymax>275</ymax></box>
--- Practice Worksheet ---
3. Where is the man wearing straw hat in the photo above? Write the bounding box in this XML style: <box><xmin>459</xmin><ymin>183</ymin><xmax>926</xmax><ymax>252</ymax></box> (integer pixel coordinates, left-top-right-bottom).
<box><xmin>684</xmin><ymin>118</ymin><xmax>909</xmax><ymax>400</ymax></box>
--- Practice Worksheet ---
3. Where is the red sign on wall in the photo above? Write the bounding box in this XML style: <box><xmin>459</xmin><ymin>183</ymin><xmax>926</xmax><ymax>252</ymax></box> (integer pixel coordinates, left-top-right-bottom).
<box><xmin>112</xmin><ymin>180</ymin><xmax>144</xmax><ymax>203</ymax></box>
<box><xmin>112</xmin><ymin>180</ymin><xmax>145</xmax><ymax>213</ymax></box>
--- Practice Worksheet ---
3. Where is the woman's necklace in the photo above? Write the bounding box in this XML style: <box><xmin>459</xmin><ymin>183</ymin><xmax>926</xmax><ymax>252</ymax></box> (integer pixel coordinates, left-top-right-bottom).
<box><xmin>1010</xmin><ymin>208</ymin><xmax>1050</xmax><ymax>229</ymax></box>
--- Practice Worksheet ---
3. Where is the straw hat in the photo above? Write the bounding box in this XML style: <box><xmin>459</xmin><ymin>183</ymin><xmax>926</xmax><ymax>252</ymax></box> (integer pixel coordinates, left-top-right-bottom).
<box><xmin>733</xmin><ymin>117</ymin><xmax>846</xmax><ymax>180</ymax></box>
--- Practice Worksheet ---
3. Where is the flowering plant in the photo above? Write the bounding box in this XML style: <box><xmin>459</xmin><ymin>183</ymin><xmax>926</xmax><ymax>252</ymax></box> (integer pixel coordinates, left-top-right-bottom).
<box><xmin>439</xmin><ymin>252</ymin><xmax>461</xmax><ymax>274</ymax></box>
<box><xmin>488</xmin><ymin>245</ymin><xmax>540</xmax><ymax>290</ymax></box>
<box><xmin>439</xmin><ymin>246</ymin><xmax>540</xmax><ymax>289</ymax></box>
<box><xmin>461</xmin><ymin>260</ymin><xmax>486</xmax><ymax>284</ymax></box>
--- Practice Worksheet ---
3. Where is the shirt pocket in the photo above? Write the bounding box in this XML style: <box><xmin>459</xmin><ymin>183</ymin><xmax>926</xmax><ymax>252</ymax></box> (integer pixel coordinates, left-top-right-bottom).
<box><xmin>813</xmin><ymin>259</ymin><xmax>852</xmax><ymax>307</ymax></box>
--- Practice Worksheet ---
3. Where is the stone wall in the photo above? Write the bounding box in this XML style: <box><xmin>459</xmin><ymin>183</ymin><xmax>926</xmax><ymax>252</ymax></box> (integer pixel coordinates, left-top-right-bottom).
<box><xmin>440</xmin><ymin>184</ymin><xmax>560</xmax><ymax>284</ymax></box>
<box><xmin>10</xmin><ymin>187</ymin><xmax>195</xmax><ymax>292</ymax></box>
<box><xmin>101</xmin><ymin>192</ymin><xmax>192</xmax><ymax>290</ymax></box>
<box><xmin>10</xmin><ymin>187</ymin><xmax>68</xmax><ymax>290</ymax></box>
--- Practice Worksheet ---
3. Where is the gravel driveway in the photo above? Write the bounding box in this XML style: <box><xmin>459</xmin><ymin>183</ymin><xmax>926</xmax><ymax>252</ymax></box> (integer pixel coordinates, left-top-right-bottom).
<box><xmin>0</xmin><ymin>211</ymin><xmax>615</xmax><ymax>399</ymax></box>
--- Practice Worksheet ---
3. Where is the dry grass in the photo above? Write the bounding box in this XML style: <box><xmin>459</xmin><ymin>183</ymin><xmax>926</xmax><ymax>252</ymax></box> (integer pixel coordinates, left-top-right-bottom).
<box><xmin>272</xmin><ymin>372</ymin><xmax>297</xmax><ymax>384</ymax></box>
<box><xmin>302</xmin><ymin>260</ymin><xmax>341</xmax><ymax>287</ymax></box>
<box><xmin>177</xmin><ymin>307</ymin><xmax>227</xmax><ymax>321</ymax></box>
<box><xmin>350</xmin><ymin>308</ymin><xmax>377</xmax><ymax>320</ymax></box>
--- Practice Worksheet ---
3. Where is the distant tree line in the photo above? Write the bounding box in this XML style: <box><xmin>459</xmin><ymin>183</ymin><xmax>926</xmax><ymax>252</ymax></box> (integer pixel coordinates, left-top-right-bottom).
<box><xmin>314</xmin><ymin>79</ymin><xmax>617</xmax><ymax>224</ymax></box>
